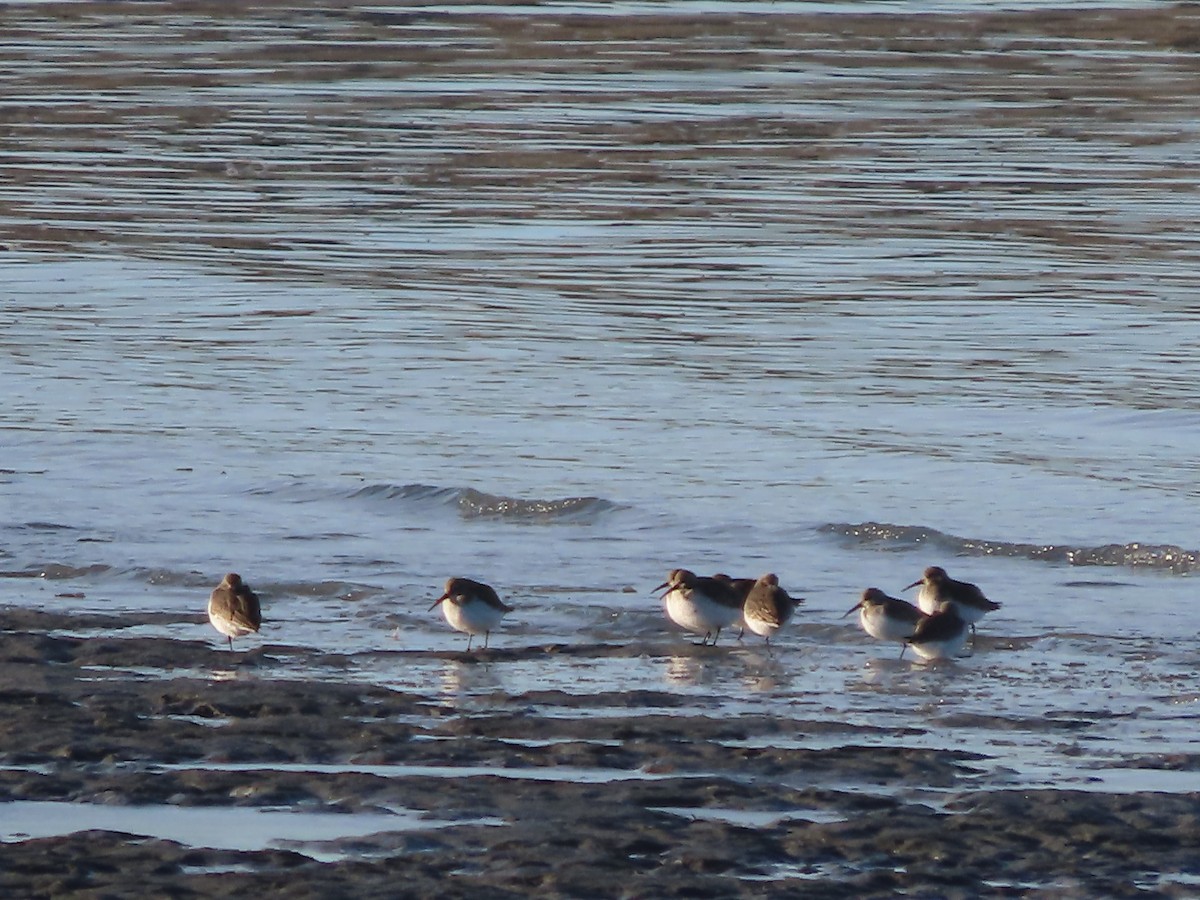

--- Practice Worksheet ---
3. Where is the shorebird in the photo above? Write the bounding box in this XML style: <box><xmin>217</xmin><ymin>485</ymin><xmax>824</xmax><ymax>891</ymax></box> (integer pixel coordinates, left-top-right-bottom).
<box><xmin>653</xmin><ymin>568</ymin><xmax>742</xmax><ymax>646</ymax></box>
<box><xmin>208</xmin><ymin>573</ymin><xmax>262</xmax><ymax>651</ymax></box>
<box><xmin>430</xmin><ymin>577</ymin><xmax>512</xmax><ymax>651</ymax></box>
<box><xmin>712</xmin><ymin>573</ymin><xmax>756</xmax><ymax>639</ymax></box>
<box><xmin>844</xmin><ymin>587</ymin><xmax>925</xmax><ymax>659</ymax></box>
<box><xmin>741</xmin><ymin>573</ymin><xmax>799</xmax><ymax>649</ymax></box>
<box><xmin>904</xmin><ymin>565</ymin><xmax>1000</xmax><ymax>636</ymax></box>
<box><xmin>712</xmin><ymin>574</ymin><xmax>757</xmax><ymax>603</ymax></box>
<box><xmin>905</xmin><ymin>605</ymin><xmax>969</xmax><ymax>661</ymax></box>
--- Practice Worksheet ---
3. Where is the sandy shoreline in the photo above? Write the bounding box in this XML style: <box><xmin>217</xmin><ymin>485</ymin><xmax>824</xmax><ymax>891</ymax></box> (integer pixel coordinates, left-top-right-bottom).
<box><xmin>1</xmin><ymin>607</ymin><xmax>1197</xmax><ymax>898</ymax></box>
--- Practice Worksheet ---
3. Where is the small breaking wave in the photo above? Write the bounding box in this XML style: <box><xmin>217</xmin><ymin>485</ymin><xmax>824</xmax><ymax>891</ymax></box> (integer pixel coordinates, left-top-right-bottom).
<box><xmin>455</xmin><ymin>488</ymin><xmax>616</xmax><ymax>522</ymax></box>
<box><xmin>351</xmin><ymin>483</ymin><xmax>616</xmax><ymax>523</ymax></box>
<box><xmin>820</xmin><ymin>522</ymin><xmax>1200</xmax><ymax>574</ymax></box>
<box><xmin>347</xmin><ymin>483</ymin><xmax>459</xmax><ymax>504</ymax></box>
<box><xmin>252</xmin><ymin>481</ymin><xmax>618</xmax><ymax>523</ymax></box>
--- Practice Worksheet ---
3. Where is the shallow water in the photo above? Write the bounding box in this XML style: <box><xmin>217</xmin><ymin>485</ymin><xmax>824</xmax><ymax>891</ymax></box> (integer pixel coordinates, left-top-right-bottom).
<box><xmin>3</xmin><ymin>0</ymin><xmax>1200</xmax><ymax>861</ymax></box>
<box><xmin>0</xmin><ymin>800</ymin><xmax>501</xmax><ymax>861</ymax></box>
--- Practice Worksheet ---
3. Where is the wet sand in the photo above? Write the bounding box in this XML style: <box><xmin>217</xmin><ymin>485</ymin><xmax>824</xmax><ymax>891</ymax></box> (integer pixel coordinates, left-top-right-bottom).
<box><xmin>2</xmin><ymin>607</ymin><xmax>1199</xmax><ymax>898</ymax></box>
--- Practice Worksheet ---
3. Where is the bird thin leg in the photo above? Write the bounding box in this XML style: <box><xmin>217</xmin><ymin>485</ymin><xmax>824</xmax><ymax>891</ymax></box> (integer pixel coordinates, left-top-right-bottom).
<box><xmin>711</xmin><ymin>629</ymin><xmax>721</xmax><ymax>647</ymax></box>
<box><xmin>898</xmin><ymin>643</ymin><xmax>907</xmax><ymax>661</ymax></box>
<box><xmin>227</xmin><ymin>636</ymin><xmax>233</xmax><ymax>651</ymax></box>
<box><xmin>484</xmin><ymin>631</ymin><xmax>490</xmax><ymax>650</ymax></box>
<box><xmin>466</xmin><ymin>634</ymin><xmax>474</xmax><ymax>652</ymax></box>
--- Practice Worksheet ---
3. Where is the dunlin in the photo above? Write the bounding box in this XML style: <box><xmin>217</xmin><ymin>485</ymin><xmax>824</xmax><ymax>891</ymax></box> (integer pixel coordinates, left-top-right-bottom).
<box><xmin>653</xmin><ymin>568</ymin><xmax>742</xmax><ymax>646</ymax></box>
<box><xmin>430</xmin><ymin>577</ymin><xmax>512</xmax><ymax>651</ymax></box>
<box><xmin>712</xmin><ymin>573</ymin><xmax>756</xmax><ymax>640</ymax></box>
<box><xmin>741</xmin><ymin>573</ymin><xmax>799</xmax><ymax>648</ymax></box>
<box><xmin>906</xmin><ymin>605</ymin><xmax>969</xmax><ymax>661</ymax></box>
<box><xmin>843</xmin><ymin>587</ymin><xmax>924</xmax><ymax>659</ymax></box>
<box><xmin>208</xmin><ymin>572</ymin><xmax>262</xmax><ymax>651</ymax></box>
<box><xmin>904</xmin><ymin>565</ymin><xmax>1000</xmax><ymax>635</ymax></box>
<box><xmin>712</xmin><ymin>574</ymin><xmax>757</xmax><ymax>604</ymax></box>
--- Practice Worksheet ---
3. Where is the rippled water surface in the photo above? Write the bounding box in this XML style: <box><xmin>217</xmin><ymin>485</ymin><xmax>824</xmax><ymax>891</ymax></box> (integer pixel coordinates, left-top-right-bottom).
<box><xmin>3</xmin><ymin>0</ymin><xmax>1200</xmax><ymax>855</ymax></box>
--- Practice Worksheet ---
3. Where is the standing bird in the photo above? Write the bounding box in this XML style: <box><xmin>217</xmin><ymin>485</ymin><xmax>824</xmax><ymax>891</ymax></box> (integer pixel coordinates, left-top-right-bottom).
<box><xmin>904</xmin><ymin>565</ymin><xmax>1000</xmax><ymax>637</ymax></box>
<box><xmin>712</xmin><ymin>573</ymin><xmax>756</xmax><ymax>639</ymax></box>
<box><xmin>430</xmin><ymin>577</ymin><xmax>512</xmax><ymax>651</ymax></box>
<box><xmin>741</xmin><ymin>573</ymin><xmax>799</xmax><ymax>649</ymax></box>
<box><xmin>208</xmin><ymin>573</ymin><xmax>262</xmax><ymax>651</ymax></box>
<box><xmin>712</xmin><ymin>574</ymin><xmax>757</xmax><ymax>603</ymax></box>
<box><xmin>844</xmin><ymin>587</ymin><xmax>925</xmax><ymax>659</ymax></box>
<box><xmin>906</xmin><ymin>605</ymin><xmax>969</xmax><ymax>661</ymax></box>
<box><xmin>653</xmin><ymin>569</ymin><xmax>743</xmax><ymax>646</ymax></box>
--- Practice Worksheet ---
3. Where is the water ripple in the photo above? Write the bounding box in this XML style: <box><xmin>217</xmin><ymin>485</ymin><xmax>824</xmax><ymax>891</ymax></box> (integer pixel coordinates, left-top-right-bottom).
<box><xmin>821</xmin><ymin>522</ymin><xmax>1200</xmax><ymax>573</ymax></box>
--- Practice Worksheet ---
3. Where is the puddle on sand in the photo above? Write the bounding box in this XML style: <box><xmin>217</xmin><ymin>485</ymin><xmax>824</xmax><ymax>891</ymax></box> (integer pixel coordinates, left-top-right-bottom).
<box><xmin>155</xmin><ymin>761</ymin><xmax>703</xmax><ymax>784</ymax></box>
<box><xmin>1016</xmin><ymin>766</ymin><xmax>1200</xmax><ymax>795</ymax></box>
<box><xmin>739</xmin><ymin>860</ymin><xmax>882</xmax><ymax>883</ymax></box>
<box><xmin>1133</xmin><ymin>871</ymin><xmax>1200</xmax><ymax>891</ymax></box>
<box><xmin>650</xmin><ymin>806</ymin><xmax>846</xmax><ymax>827</ymax></box>
<box><xmin>179</xmin><ymin>862</ymin><xmax>260</xmax><ymax>876</ymax></box>
<box><xmin>0</xmin><ymin>801</ymin><xmax>504</xmax><ymax>862</ymax></box>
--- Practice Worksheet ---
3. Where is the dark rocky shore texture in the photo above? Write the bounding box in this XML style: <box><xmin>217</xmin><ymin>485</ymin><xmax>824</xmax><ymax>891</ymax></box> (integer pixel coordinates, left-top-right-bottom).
<box><xmin>2</xmin><ymin>608</ymin><xmax>1200</xmax><ymax>898</ymax></box>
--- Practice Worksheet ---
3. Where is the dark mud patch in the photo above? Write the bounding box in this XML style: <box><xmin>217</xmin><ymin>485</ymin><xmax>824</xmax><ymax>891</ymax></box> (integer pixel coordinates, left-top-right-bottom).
<box><xmin>1</xmin><ymin>607</ymin><xmax>1198</xmax><ymax>897</ymax></box>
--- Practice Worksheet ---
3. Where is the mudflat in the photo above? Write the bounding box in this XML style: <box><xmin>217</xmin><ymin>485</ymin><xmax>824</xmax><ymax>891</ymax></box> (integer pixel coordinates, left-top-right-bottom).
<box><xmin>2</xmin><ymin>608</ymin><xmax>1198</xmax><ymax>897</ymax></box>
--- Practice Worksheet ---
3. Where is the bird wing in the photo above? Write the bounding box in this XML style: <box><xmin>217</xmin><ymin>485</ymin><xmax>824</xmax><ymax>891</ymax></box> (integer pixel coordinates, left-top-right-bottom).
<box><xmin>478</xmin><ymin>582</ymin><xmax>513</xmax><ymax>613</ymax></box>
<box><xmin>230</xmin><ymin>588</ymin><xmax>262</xmax><ymax>630</ymax></box>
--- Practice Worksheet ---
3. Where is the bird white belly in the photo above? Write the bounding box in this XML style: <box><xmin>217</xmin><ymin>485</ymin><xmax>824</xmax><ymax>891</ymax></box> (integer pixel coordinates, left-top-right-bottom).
<box><xmin>442</xmin><ymin>598</ymin><xmax>505</xmax><ymax>636</ymax></box>
<box><xmin>743</xmin><ymin>616</ymin><xmax>777</xmax><ymax>638</ymax></box>
<box><xmin>860</xmin><ymin>607</ymin><xmax>918</xmax><ymax>642</ymax></box>
<box><xmin>916</xmin><ymin>586</ymin><xmax>941</xmax><ymax>617</ymax></box>
<box><xmin>744</xmin><ymin>607</ymin><xmax>791</xmax><ymax>638</ymax></box>
<box><xmin>948</xmin><ymin>601</ymin><xmax>987</xmax><ymax>625</ymax></box>
<box><xmin>918</xmin><ymin>588</ymin><xmax>989</xmax><ymax>624</ymax></box>
<box><xmin>908</xmin><ymin>628</ymin><xmax>968</xmax><ymax>661</ymax></box>
<box><xmin>208</xmin><ymin>604</ymin><xmax>255</xmax><ymax>638</ymax></box>
<box><xmin>664</xmin><ymin>589</ymin><xmax>739</xmax><ymax>635</ymax></box>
